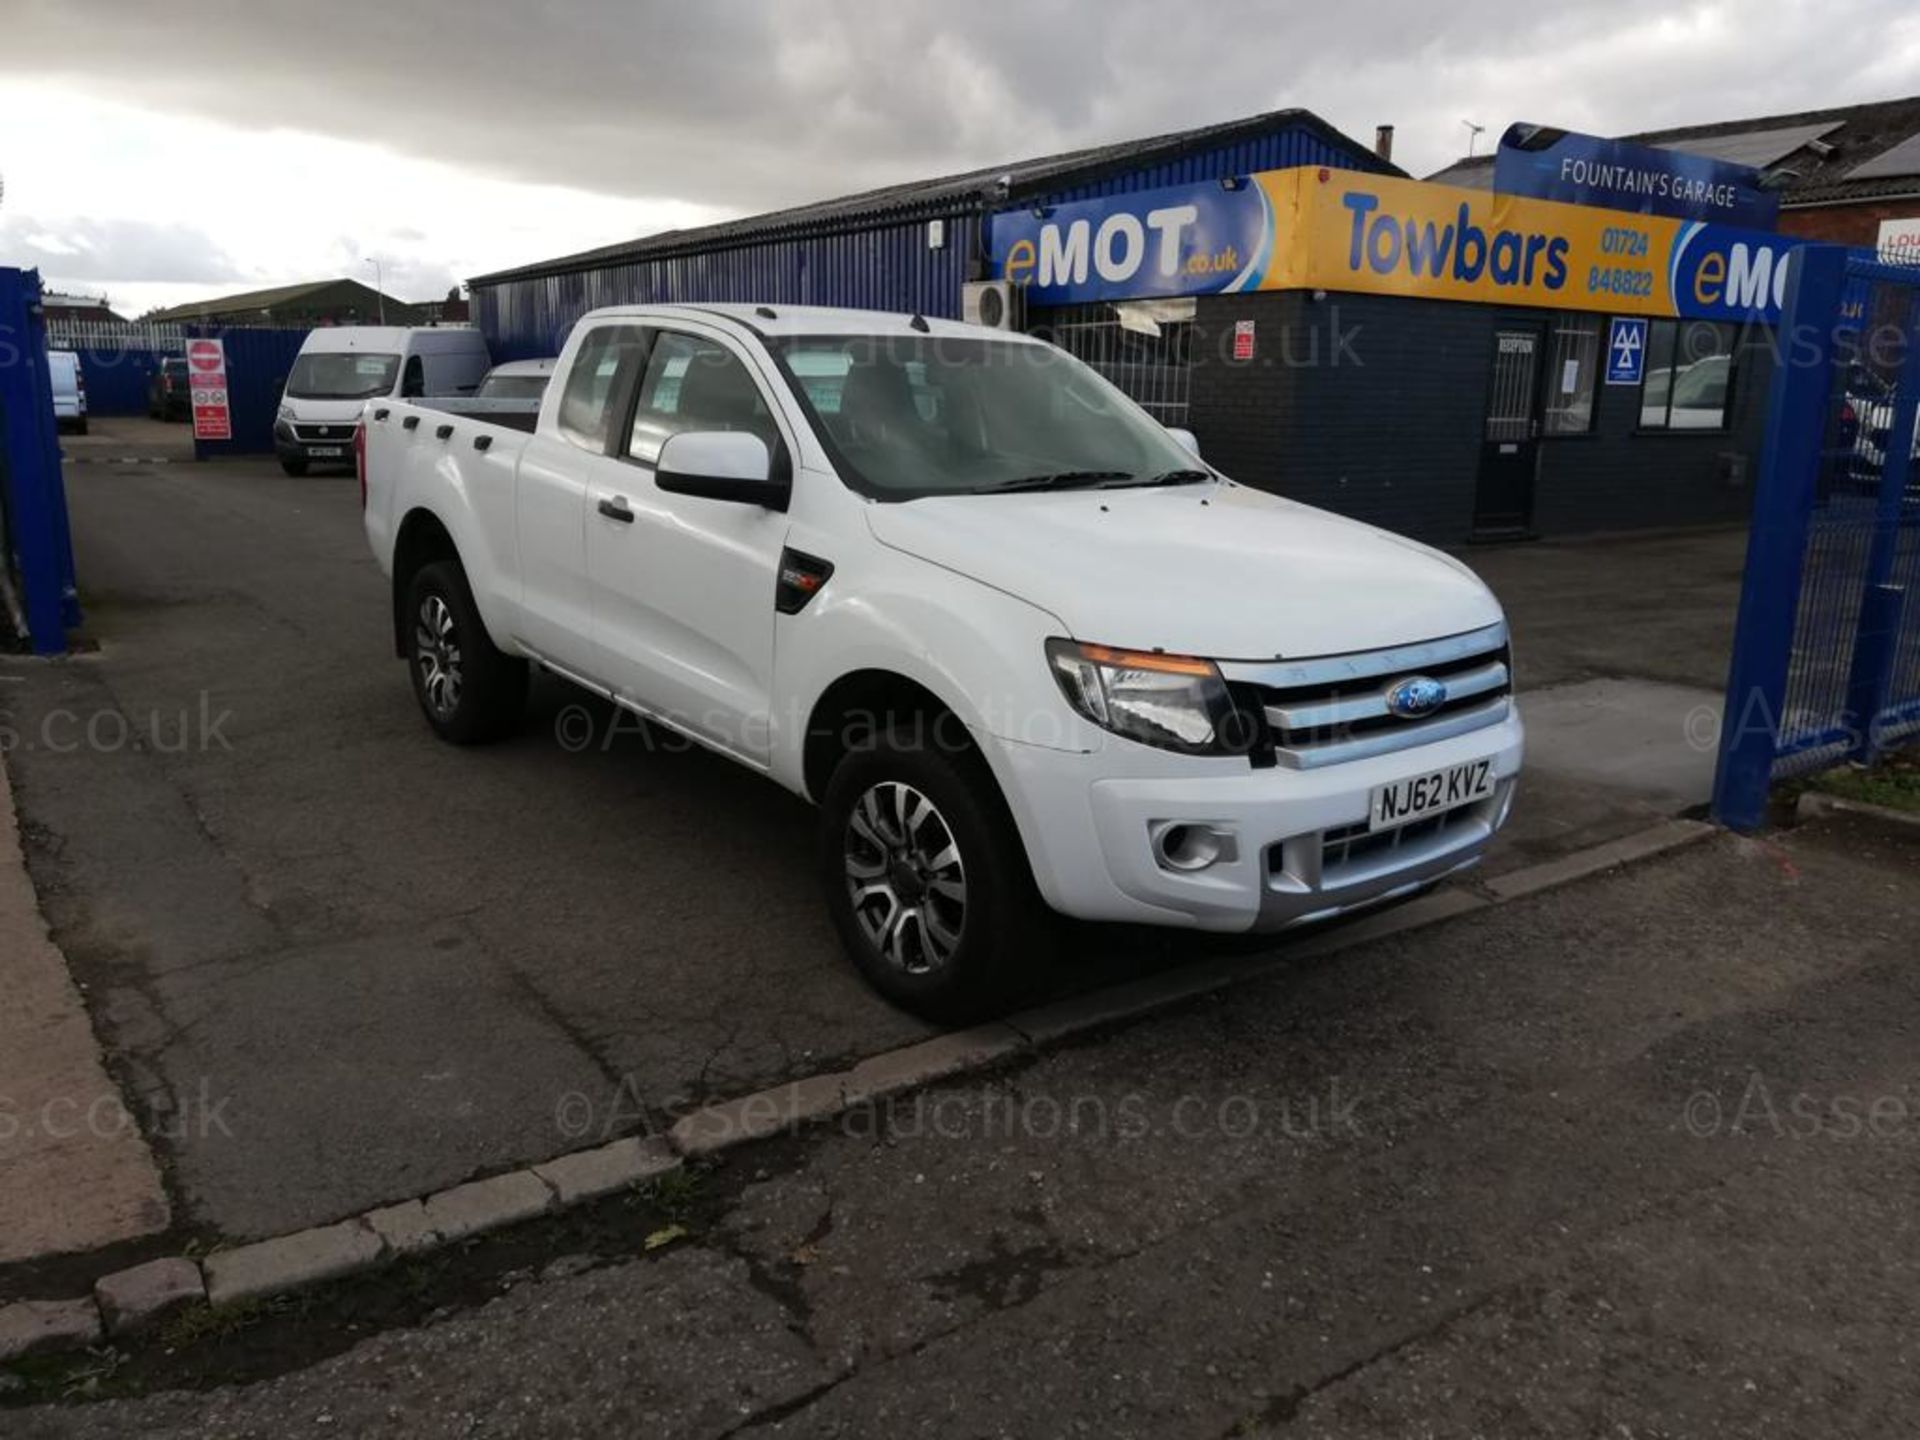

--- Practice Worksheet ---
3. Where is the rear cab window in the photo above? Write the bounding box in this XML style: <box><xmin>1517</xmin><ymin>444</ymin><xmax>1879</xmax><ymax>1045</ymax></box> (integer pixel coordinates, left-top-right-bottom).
<box><xmin>556</xmin><ymin>325</ymin><xmax>646</xmax><ymax>452</ymax></box>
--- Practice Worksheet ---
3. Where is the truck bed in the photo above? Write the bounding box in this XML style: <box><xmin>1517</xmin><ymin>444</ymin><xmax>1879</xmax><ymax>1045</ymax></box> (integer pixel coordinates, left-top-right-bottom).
<box><xmin>412</xmin><ymin>394</ymin><xmax>542</xmax><ymax>434</ymax></box>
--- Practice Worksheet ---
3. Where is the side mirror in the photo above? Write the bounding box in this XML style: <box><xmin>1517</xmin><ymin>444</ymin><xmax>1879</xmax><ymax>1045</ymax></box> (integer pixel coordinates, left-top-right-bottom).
<box><xmin>1166</xmin><ymin>426</ymin><xmax>1202</xmax><ymax>461</ymax></box>
<box><xmin>655</xmin><ymin>431</ymin><xmax>787</xmax><ymax>509</ymax></box>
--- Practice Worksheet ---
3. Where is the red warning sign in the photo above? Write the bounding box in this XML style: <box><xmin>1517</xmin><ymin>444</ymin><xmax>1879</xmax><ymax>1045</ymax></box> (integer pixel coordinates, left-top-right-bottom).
<box><xmin>187</xmin><ymin>338</ymin><xmax>232</xmax><ymax>442</ymax></box>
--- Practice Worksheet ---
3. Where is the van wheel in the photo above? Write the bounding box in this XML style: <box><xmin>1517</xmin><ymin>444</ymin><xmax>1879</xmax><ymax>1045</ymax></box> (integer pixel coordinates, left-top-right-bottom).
<box><xmin>279</xmin><ymin>458</ymin><xmax>308</xmax><ymax>477</ymax></box>
<box><xmin>402</xmin><ymin>560</ymin><xmax>527</xmax><ymax>744</ymax></box>
<box><xmin>73</xmin><ymin>419</ymin><xmax>88</xmax><ymax>436</ymax></box>
<box><xmin>819</xmin><ymin>725</ymin><xmax>1049</xmax><ymax>1022</ymax></box>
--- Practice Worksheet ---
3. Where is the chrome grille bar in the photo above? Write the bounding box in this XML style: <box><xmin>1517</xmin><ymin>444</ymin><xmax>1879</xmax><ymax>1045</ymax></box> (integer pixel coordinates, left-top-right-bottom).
<box><xmin>1264</xmin><ymin>658</ymin><xmax>1511</xmax><ymax>731</ymax></box>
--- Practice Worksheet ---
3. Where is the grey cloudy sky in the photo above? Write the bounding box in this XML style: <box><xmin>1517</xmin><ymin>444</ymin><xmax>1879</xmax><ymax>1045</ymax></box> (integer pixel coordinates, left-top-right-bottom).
<box><xmin>4</xmin><ymin>0</ymin><xmax>1918</xmax><ymax>314</ymax></box>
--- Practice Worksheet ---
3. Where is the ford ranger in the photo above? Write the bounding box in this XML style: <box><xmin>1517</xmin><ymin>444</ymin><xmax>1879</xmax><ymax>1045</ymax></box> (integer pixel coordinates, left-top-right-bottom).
<box><xmin>360</xmin><ymin>304</ymin><xmax>1523</xmax><ymax>1018</ymax></box>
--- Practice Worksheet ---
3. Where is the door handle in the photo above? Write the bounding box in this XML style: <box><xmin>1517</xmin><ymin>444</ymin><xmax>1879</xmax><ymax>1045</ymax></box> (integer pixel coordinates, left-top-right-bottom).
<box><xmin>597</xmin><ymin>497</ymin><xmax>635</xmax><ymax>524</ymax></box>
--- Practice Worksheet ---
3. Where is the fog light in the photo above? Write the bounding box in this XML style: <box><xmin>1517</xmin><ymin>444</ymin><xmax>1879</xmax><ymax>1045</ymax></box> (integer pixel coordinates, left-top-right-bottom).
<box><xmin>1152</xmin><ymin>821</ymin><xmax>1238</xmax><ymax>873</ymax></box>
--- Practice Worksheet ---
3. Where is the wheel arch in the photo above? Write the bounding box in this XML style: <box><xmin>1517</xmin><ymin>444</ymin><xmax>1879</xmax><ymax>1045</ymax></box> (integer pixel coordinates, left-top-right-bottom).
<box><xmin>390</xmin><ymin>507</ymin><xmax>463</xmax><ymax>657</ymax></box>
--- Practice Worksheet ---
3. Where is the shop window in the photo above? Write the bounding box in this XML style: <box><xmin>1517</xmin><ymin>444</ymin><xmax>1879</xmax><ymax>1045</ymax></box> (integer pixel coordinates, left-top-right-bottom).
<box><xmin>1542</xmin><ymin>315</ymin><xmax>1602</xmax><ymax>435</ymax></box>
<box><xmin>1639</xmin><ymin>321</ymin><xmax>1737</xmax><ymax>431</ymax></box>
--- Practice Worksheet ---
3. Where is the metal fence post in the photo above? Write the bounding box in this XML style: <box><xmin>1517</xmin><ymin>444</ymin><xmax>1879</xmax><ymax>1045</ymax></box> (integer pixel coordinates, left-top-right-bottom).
<box><xmin>0</xmin><ymin>267</ymin><xmax>80</xmax><ymax>654</ymax></box>
<box><xmin>1711</xmin><ymin>244</ymin><xmax>1849</xmax><ymax>830</ymax></box>
<box><xmin>1840</xmin><ymin>281</ymin><xmax>1920</xmax><ymax>760</ymax></box>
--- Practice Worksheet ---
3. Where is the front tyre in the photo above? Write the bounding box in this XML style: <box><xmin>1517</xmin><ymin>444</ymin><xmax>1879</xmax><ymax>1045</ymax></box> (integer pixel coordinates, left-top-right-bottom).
<box><xmin>279</xmin><ymin>458</ymin><xmax>309</xmax><ymax>477</ymax></box>
<box><xmin>819</xmin><ymin>726</ymin><xmax>1049</xmax><ymax>1021</ymax></box>
<box><xmin>402</xmin><ymin>560</ymin><xmax>527</xmax><ymax>744</ymax></box>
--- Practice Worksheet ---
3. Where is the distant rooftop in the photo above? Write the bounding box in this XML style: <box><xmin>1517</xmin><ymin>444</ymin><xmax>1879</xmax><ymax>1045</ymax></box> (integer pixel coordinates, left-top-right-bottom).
<box><xmin>1425</xmin><ymin>93</ymin><xmax>1920</xmax><ymax>207</ymax></box>
<box><xmin>471</xmin><ymin>106</ymin><xmax>1400</xmax><ymax>286</ymax></box>
<box><xmin>146</xmin><ymin>277</ymin><xmax>417</xmax><ymax>323</ymax></box>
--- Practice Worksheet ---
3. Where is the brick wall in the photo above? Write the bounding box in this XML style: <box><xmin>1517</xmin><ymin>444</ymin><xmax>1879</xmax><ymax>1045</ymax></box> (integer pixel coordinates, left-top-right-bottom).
<box><xmin>1188</xmin><ymin>291</ymin><xmax>1488</xmax><ymax>543</ymax></box>
<box><xmin>1532</xmin><ymin>325</ymin><xmax>1771</xmax><ymax>535</ymax></box>
<box><xmin>1779</xmin><ymin>199</ymin><xmax>1920</xmax><ymax>248</ymax></box>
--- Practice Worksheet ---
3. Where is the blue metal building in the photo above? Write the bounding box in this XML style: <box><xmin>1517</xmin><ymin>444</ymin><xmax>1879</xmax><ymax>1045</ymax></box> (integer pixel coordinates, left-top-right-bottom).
<box><xmin>469</xmin><ymin>109</ymin><xmax>1400</xmax><ymax>360</ymax></box>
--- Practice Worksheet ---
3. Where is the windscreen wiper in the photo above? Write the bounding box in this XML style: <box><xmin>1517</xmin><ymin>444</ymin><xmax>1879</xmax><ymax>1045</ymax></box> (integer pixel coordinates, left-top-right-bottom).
<box><xmin>979</xmin><ymin>470</ymin><xmax>1134</xmax><ymax>493</ymax></box>
<box><xmin>1094</xmin><ymin>469</ymin><xmax>1213</xmax><ymax>489</ymax></box>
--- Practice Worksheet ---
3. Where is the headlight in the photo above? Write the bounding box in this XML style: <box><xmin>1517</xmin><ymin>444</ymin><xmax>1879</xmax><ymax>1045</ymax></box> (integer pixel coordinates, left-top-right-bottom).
<box><xmin>1046</xmin><ymin>638</ymin><xmax>1241</xmax><ymax>755</ymax></box>
<box><xmin>277</xmin><ymin>404</ymin><xmax>295</xmax><ymax>421</ymax></box>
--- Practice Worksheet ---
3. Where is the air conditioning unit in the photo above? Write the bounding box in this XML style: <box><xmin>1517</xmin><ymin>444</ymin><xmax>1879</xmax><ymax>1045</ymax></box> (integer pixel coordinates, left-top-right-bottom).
<box><xmin>962</xmin><ymin>280</ymin><xmax>1023</xmax><ymax>331</ymax></box>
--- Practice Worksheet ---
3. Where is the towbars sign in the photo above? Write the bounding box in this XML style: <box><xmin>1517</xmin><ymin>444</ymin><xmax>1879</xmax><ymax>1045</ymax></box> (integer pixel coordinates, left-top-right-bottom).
<box><xmin>990</xmin><ymin>181</ymin><xmax>1275</xmax><ymax>305</ymax></box>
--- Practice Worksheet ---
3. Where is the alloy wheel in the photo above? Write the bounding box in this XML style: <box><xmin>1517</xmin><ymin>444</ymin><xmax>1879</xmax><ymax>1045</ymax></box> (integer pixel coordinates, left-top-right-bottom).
<box><xmin>414</xmin><ymin>593</ymin><xmax>464</xmax><ymax>719</ymax></box>
<box><xmin>843</xmin><ymin>781</ymin><xmax>968</xmax><ymax>975</ymax></box>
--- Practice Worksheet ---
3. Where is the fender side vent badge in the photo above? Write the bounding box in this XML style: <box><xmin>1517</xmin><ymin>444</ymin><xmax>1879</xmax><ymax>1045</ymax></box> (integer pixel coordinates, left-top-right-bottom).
<box><xmin>775</xmin><ymin>548</ymin><xmax>835</xmax><ymax>615</ymax></box>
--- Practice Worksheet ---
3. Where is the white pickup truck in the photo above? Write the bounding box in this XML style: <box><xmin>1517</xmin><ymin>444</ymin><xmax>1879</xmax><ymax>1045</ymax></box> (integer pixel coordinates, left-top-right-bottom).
<box><xmin>361</xmin><ymin>304</ymin><xmax>1523</xmax><ymax>1018</ymax></box>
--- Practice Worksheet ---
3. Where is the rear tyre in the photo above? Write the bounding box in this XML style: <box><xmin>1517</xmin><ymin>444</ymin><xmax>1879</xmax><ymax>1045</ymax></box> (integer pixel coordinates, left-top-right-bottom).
<box><xmin>402</xmin><ymin>560</ymin><xmax>528</xmax><ymax>745</ymax></box>
<box><xmin>73</xmin><ymin>419</ymin><xmax>88</xmax><ymax>436</ymax></box>
<box><xmin>819</xmin><ymin>723</ymin><xmax>1050</xmax><ymax>1022</ymax></box>
<box><xmin>279</xmin><ymin>458</ymin><xmax>309</xmax><ymax>477</ymax></box>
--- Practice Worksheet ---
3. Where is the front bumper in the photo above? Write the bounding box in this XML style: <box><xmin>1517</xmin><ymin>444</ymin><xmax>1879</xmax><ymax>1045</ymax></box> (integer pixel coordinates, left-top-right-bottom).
<box><xmin>991</xmin><ymin>709</ymin><xmax>1524</xmax><ymax>934</ymax></box>
<box><xmin>274</xmin><ymin>422</ymin><xmax>356</xmax><ymax>464</ymax></box>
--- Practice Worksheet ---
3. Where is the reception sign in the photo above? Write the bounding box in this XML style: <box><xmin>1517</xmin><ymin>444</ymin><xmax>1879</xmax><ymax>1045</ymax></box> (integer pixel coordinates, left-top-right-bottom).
<box><xmin>991</xmin><ymin>167</ymin><xmax>1804</xmax><ymax>325</ymax></box>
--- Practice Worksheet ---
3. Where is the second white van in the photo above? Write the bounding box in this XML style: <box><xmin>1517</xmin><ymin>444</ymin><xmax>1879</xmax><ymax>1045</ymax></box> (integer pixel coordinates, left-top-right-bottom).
<box><xmin>275</xmin><ymin>327</ymin><xmax>489</xmax><ymax>475</ymax></box>
<box><xmin>48</xmin><ymin>349</ymin><xmax>87</xmax><ymax>435</ymax></box>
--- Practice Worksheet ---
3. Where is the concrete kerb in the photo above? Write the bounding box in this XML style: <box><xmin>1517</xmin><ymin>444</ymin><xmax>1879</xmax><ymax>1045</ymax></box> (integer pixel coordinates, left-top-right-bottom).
<box><xmin>0</xmin><ymin>816</ymin><xmax>1726</xmax><ymax>1365</ymax></box>
<box><xmin>1795</xmin><ymin>789</ymin><xmax>1920</xmax><ymax>833</ymax></box>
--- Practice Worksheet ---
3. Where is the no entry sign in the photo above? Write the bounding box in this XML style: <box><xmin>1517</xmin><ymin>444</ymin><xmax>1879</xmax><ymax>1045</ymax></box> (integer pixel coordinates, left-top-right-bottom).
<box><xmin>187</xmin><ymin>338</ymin><xmax>232</xmax><ymax>442</ymax></box>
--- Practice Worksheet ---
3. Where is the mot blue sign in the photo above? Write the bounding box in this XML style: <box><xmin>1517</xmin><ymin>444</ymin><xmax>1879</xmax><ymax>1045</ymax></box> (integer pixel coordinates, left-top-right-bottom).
<box><xmin>1605</xmin><ymin>317</ymin><xmax>1648</xmax><ymax>385</ymax></box>
<box><xmin>1495</xmin><ymin>124</ymin><xmax>1779</xmax><ymax>230</ymax></box>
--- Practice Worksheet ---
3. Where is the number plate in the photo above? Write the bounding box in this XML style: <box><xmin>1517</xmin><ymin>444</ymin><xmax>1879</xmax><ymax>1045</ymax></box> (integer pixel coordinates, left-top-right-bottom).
<box><xmin>307</xmin><ymin>446</ymin><xmax>344</xmax><ymax>458</ymax></box>
<box><xmin>1370</xmin><ymin>759</ymin><xmax>1496</xmax><ymax>832</ymax></box>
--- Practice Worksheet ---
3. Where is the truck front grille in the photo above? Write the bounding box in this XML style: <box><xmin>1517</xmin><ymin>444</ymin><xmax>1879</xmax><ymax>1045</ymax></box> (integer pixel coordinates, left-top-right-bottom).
<box><xmin>293</xmin><ymin>423</ymin><xmax>357</xmax><ymax>442</ymax></box>
<box><xmin>1219</xmin><ymin>622</ymin><xmax>1511</xmax><ymax>770</ymax></box>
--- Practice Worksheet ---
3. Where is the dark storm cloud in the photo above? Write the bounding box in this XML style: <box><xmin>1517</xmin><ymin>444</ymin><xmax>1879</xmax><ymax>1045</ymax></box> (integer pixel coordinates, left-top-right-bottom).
<box><xmin>10</xmin><ymin>0</ymin><xmax>1920</xmax><ymax>211</ymax></box>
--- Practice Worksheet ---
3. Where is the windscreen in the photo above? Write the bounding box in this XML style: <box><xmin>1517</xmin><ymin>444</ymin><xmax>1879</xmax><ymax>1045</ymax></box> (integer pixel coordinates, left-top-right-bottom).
<box><xmin>771</xmin><ymin>334</ymin><xmax>1200</xmax><ymax>498</ymax></box>
<box><xmin>475</xmin><ymin>373</ymin><xmax>551</xmax><ymax>400</ymax></box>
<box><xmin>286</xmin><ymin>351</ymin><xmax>401</xmax><ymax>400</ymax></box>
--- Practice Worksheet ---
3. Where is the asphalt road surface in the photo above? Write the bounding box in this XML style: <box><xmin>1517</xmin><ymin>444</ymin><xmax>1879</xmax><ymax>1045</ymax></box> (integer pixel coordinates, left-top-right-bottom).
<box><xmin>11</xmin><ymin>813</ymin><xmax>1918</xmax><ymax>1438</ymax></box>
<box><xmin>0</xmin><ymin>455</ymin><xmax>1745</xmax><ymax>1245</ymax></box>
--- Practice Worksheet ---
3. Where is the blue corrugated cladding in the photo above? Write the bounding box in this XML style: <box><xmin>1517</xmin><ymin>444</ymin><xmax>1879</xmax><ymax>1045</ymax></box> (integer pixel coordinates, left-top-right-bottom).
<box><xmin>474</xmin><ymin>123</ymin><xmax>1382</xmax><ymax>359</ymax></box>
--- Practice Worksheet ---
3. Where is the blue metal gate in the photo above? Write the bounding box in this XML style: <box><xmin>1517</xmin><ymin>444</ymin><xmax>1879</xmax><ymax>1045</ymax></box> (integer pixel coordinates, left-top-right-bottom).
<box><xmin>1714</xmin><ymin>245</ymin><xmax>1920</xmax><ymax>827</ymax></box>
<box><xmin>0</xmin><ymin>268</ymin><xmax>82</xmax><ymax>653</ymax></box>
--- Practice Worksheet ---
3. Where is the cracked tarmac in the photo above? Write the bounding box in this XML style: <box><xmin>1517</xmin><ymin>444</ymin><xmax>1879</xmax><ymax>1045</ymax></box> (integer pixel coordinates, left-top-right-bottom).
<box><xmin>0</xmin><ymin>456</ymin><xmax>1749</xmax><ymax>1251</ymax></box>
<box><xmin>10</xmin><ymin>811</ymin><xmax>1919</xmax><ymax>1436</ymax></box>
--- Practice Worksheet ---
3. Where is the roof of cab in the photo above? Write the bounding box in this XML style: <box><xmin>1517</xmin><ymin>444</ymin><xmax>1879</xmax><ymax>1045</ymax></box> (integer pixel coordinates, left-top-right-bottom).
<box><xmin>576</xmin><ymin>302</ymin><xmax>1045</xmax><ymax>342</ymax></box>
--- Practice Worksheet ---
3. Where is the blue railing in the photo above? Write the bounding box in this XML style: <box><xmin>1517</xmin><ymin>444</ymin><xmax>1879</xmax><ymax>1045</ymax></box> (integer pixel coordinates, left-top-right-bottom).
<box><xmin>1714</xmin><ymin>246</ymin><xmax>1920</xmax><ymax>827</ymax></box>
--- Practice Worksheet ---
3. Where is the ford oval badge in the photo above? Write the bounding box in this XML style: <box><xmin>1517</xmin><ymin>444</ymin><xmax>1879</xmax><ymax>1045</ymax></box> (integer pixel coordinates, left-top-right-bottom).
<box><xmin>1386</xmin><ymin>675</ymin><xmax>1448</xmax><ymax>719</ymax></box>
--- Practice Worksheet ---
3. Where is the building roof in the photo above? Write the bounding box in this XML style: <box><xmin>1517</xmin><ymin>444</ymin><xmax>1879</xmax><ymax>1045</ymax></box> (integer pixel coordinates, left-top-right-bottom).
<box><xmin>1424</xmin><ymin>93</ymin><xmax>1920</xmax><ymax>208</ymax></box>
<box><xmin>146</xmin><ymin>277</ymin><xmax>412</xmax><ymax>322</ymax></box>
<box><xmin>42</xmin><ymin>291</ymin><xmax>118</xmax><ymax>311</ymax></box>
<box><xmin>471</xmin><ymin>107</ymin><xmax>1399</xmax><ymax>286</ymax></box>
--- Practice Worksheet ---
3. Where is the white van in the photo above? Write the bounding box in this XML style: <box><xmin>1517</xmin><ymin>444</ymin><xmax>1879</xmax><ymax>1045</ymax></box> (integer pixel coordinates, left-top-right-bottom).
<box><xmin>274</xmin><ymin>327</ymin><xmax>489</xmax><ymax>475</ymax></box>
<box><xmin>47</xmin><ymin>350</ymin><xmax>87</xmax><ymax>435</ymax></box>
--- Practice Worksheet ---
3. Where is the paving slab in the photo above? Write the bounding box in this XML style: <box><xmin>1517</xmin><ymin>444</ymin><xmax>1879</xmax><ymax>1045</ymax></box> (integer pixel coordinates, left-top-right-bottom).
<box><xmin>0</xmin><ymin>754</ymin><xmax>169</xmax><ymax>1263</ymax></box>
